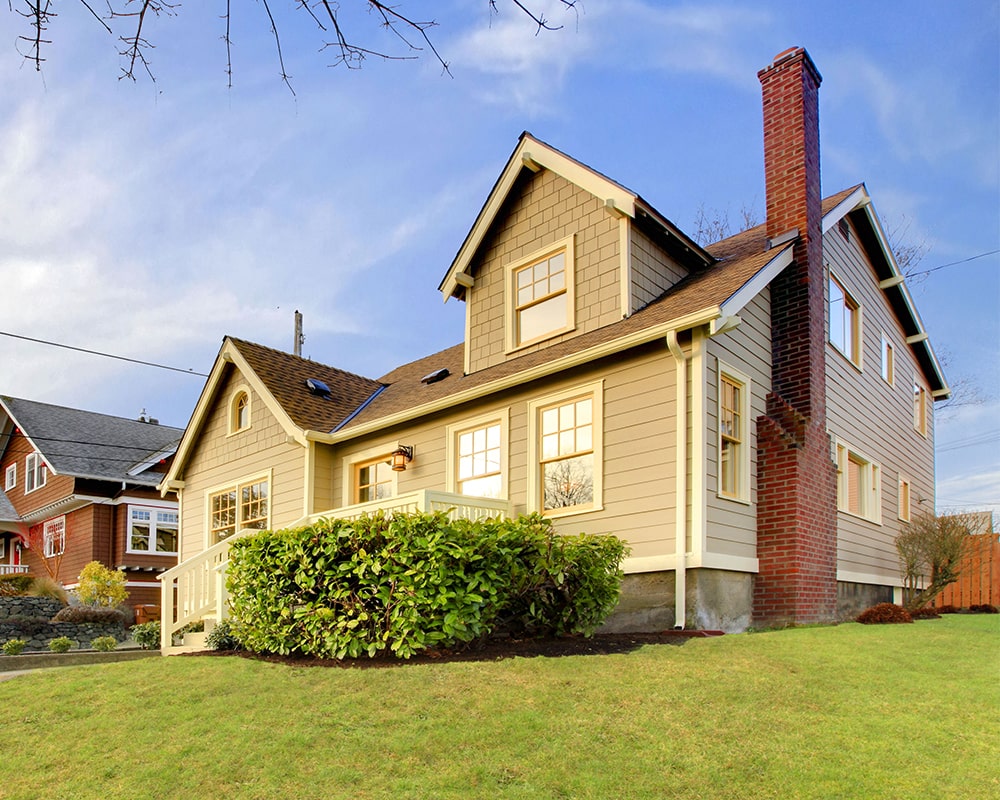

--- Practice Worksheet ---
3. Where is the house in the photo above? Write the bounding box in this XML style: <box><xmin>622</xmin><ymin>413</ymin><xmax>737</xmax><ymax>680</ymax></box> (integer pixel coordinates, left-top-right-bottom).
<box><xmin>159</xmin><ymin>47</ymin><xmax>947</xmax><ymax>649</ymax></box>
<box><xmin>0</xmin><ymin>396</ymin><xmax>183</xmax><ymax>614</ymax></box>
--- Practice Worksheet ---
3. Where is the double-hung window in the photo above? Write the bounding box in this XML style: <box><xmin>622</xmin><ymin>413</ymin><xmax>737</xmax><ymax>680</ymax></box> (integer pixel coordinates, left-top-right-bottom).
<box><xmin>355</xmin><ymin>457</ymin><xmax>394</xmax><ymax>504</ymax></box>
<box><xmin>507</xmin><ymin>236</ymin><xmax>575</xmax><ymax>350</ymax></box>
<box><xmin>835</xmin><ymin>441</ymin><xmax>881</xmax><ymax>523</ymax></box>
<box><xmin>718</xmin><ymin>365</ymin><xmax>751</xmax><ymax>502</ymax></box>
<box><xmin>829</xmin><ymin>274</ymin><xmax>861</xmax><ymax>366</ymax></box>
<box><xmin>128</xmin><ymin>506</ymin><xmax>179</xmax><ymax>554</ymax></box>
<box><xmin>913</xmin><ymin>383</ymin><xmax>927</xmax><ymax>435</ymax></box>
<box><xmin>43</xmin><ymin>516</ymin><xmax>66</xmax><ymax>557</ymax></box>
<box><xmin>529</xmin><ymin>382</ymin><xmax>603</xmax><ymax>516</ymax></box>
<box><xmin>24</xmin><ymin>452</ymin><xmax>47</xmax><ymax>494</ymax></box>
<box><xmin>449</xmin><ymin>416</ymin><xmax>506</xmax><ymax>499</ymax></box>
<box><xmin>209</xmin><ymin>477</ymin><xmax>269</xmax><ymax>543</ymax></box>
<box><xmin>4</xmin><ymin>464</ymin><xmax>14</xmax><ymax>491</ymax></box>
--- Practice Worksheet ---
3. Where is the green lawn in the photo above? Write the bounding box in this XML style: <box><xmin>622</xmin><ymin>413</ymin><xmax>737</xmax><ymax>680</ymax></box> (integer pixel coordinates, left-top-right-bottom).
<box><xmin>0</xmin><ymin>615</ymin><xmax>996</xmax><ymax>799</ymax></box>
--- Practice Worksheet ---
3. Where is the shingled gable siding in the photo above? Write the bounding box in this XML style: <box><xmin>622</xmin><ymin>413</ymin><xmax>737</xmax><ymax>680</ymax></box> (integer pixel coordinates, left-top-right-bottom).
<box><xmin>630</xmin><ymin>225</ymin><xmax>689</xmax><ymax>313</ymax></box>
<box><xmin>328</xmin><ymin>344</ymin><xmax>679</xmax><ymax>565</ymax></box>
<box><xmin>466</xmin><ymin>169</ymin><xmax>621</xmax><ymax>374</ymax></box>
<box><xmin>178</xmin><ymin>369</ymin><xmax>304</xmax><ymax>558</ymax></box>
<box><xmin>823</xmin><ymin>221</ymin><xmax>935</xmax><ymax>584</ymax></box>
<box><xmin>704</xmin><ymin>289</ymin><xmax>772</xmax><ymax>562</ymax></box>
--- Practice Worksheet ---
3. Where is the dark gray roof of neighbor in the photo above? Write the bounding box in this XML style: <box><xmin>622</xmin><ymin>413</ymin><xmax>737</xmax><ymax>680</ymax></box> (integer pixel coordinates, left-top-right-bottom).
<box><xmin>0</xmin><ymin>396</ymin><xmax>183</xmax><ymax>486</ymax></box>
<box><xmin>0</xmin><ymin>488</ymin><xmax>19</xmax><ymax>523</ymax></box>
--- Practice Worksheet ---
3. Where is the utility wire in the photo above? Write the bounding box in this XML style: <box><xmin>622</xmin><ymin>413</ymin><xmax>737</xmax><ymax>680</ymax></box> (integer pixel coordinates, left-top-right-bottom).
<box><xmin>0</xmin><ymin>330</ymin><xmax>210</xmax><ymax>377</ymax></box>
<box><xmin>907</xmin><ymin>249</ymin><xmax>1000</xmax><ymax>277</ymax></box>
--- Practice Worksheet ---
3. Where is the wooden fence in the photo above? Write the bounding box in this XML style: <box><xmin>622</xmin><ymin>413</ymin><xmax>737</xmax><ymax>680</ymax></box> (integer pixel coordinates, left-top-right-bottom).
<box><xmin>934</xmin><ymin>534</ymin><xmax>1000</xmax><ymax>608</ymax></box>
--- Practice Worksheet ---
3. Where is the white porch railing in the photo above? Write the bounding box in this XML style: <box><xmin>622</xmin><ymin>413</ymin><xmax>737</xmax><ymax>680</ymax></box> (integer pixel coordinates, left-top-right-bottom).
<box><xmin>158</xmin><ymin>490</ymin><xmax>512</xmax><ymax>653</ymax></box>
<box><xmin>0</xmin><ymin>564</ymin><xmax>29</xmax><ymax>576</ymax></box>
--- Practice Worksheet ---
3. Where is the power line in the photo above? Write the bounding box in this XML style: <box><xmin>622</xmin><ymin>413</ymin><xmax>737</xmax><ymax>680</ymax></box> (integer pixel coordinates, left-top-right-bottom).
<box><xmin>907</xmin><ymin>249</ymin><xmax>1000</xmax><ymax>277</ymax></box>
<box><xmin>0</xmin><ymin>330</ymin><xmax>210</xmax><ymax>377</ymax></box>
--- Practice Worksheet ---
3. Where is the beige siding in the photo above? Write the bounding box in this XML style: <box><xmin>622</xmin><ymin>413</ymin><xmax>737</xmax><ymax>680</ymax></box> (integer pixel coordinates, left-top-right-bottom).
<box><xmin>823</xmin><ymin>221</ymin><xmax>936</xmax><ymax>582</ymax></box>
<box><xmin>630</xmin><ymin>224</ymin><xmax>689</xmax><ymax>311</ymax></box>
<box><xmin>177</xmin><ymin>368</ymin><xmax>305</xmax><ymax>559</ymax></box>
<box><xmin>324</xmin><ymin>346</ymin><xmax>680</xmax><ymax>563</ymax></box>
<box><xmin>466</xmin><ymin>170</ymin><xmax>622</xmax><ymax>373</ymax></box>
<box><xmin>703</xmin><ymin>289</ymin><xmax>772</xmax><ymax>562</ymax></box>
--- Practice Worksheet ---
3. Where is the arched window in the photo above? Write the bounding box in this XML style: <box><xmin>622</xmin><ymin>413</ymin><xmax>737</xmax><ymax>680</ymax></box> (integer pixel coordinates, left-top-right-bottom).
<box><xmin>231</xmin><ymin>391</ymin><xmax>250</xmax><ymax>433</ymax></box>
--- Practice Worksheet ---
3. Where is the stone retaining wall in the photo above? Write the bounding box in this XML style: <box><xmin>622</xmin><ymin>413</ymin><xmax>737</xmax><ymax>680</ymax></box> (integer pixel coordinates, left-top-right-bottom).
<box><xmin>0</xmin><ymin>597</ymin><xmax>127</xmax><ymax>652</ymax></box>
<box><xmin>0</xmin><ymin>597</ymin><xmax>64</xmax><ymax>621</ymax></box>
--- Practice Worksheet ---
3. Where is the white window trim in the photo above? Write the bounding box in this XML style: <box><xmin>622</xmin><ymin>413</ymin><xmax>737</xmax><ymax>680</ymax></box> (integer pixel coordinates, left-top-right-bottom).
<box><xmin>24</xmin><ymin>452</ymin><xmax>47</xmax><ymax>495</ymax></box>
<box><xmin>227</xmin><ymin>385</ymin><xmax>252</xmax><ymax>436</ymax></box>
<box><xmin>833</xmin><ymin>438</ymin><xmax>882</xmax><ymax>524</ymax></box>
<box><xmin>880</xmin><ymin>332</ymin><xmax>894</xmax><ymax>386</ymax></box>
<box><xmin>341</xmin><ymin>445</ymin><xmax>401</xmax><ymax>507</ymax></box>
<box><xmin>445</xmin><ymin>409</ymin><xmax>510</xmax><ymax>499</ymax></box>
<box><xmin>913</xmin><ymin>381</ymin><xmax>928</xmax><ymax>437</ymax></box>
<box><xmin>0</xmin><ymin>538</ymin><xmax>5</xmax><ymax>559</ymax></box>
<box><xmin>527</xmin><ymin>380</ymin><xmax>604</xmax><ymax>519</ymax></box>
<box><xmin>717</xmin><ymin>361</ymin><xmax>752</xmax><ymax>505</ymax></box>
<box><xmin>505</xmin><ymin>234</ymin><xmax>576</xmax><ymax>353</ymax></box>
<box><xmin>897</xmin><ymin>475</ymin><xmax>912</xmax><ymax>523</ymax></box>
<box><xmin>203</xmin><ymin>469</ymin><xmax>272</xmax><ymax>549</ymax></box>
<box><xmin>828</xmin><ymin>270</ymin><xmax>863</xmax><ymax>370</ymax></box>
<box><xmin>4</xmin><ymin>463</ymin><xmax>14</xmax><ymax>491</ymax></box>
<box><xmin>43</xmin><ymin>516</ymin><xmax>66</xmax><ymax>557</ymax></box>
<box><xmin>126</xmin><ymin>504</ymin><xmax>179</xmax><ymax>556</ymax></box>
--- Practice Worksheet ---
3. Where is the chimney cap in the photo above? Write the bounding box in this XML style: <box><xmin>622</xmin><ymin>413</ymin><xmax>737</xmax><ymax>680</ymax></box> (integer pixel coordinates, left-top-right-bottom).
<box><xmin>759</xmin><ymin>46</ymin><xmax>822</xmax><ymax>85</ymax></box>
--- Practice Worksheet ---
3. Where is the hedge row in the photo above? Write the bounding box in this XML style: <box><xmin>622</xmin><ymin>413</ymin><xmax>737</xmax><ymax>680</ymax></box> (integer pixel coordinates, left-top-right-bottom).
<box><xmin>226</xmin><ymin>512</ymin><xmax>628</xmax><ymax>659</ymax></box>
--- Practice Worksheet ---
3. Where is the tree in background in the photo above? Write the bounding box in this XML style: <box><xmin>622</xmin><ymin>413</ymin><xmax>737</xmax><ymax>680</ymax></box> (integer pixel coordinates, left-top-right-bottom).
<box><xmin>76</xmin><ymin>561</ymin><xmax>128</xmax><ymax>608</ymax></box>
<box><xmin>895</xmin><ymin>511</ymin><xmax>988</xmax><ymax>611</ymax></box>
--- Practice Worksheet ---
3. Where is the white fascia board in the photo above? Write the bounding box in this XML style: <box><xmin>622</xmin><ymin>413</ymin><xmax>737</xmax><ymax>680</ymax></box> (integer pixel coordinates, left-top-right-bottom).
<box><xmin>440</xmin><ymin>135</ymin><xmax>637</xmax><ymax>300</ymax></box>
<box><xmin>128</xmin><ymin>444</ymin><xmax>179</xmax><ymax>478</ymax></box>
<box><xmin>306</xmin><ymin>307</ymin><xmax>721</xmax><ymax>446</ymax></box>
<box><xmin>719</xmin><ymin>245</ymin><xmax>795</xmax><ymax>320</ymax></box>
<box><xmin>20</xmin><ymin>494</ymin><xmax>107</xmax><ymax>523</ymax></box>
<box><xmin>821</xmin><ymin>185</ymin><xmax>869</xmax><ymax>233</ymax></box>
<box><xmin>0</xmin><ymin>399</ymin><xmax>56</xmax><ymax>476</ymax></box>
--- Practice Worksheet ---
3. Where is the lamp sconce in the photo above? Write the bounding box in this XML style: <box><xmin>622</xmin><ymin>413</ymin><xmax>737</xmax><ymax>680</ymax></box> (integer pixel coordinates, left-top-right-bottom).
<box><xmin>391</xmin><ymin>445</ymin><xmax>414</xmax><ymax>472</ymax></box>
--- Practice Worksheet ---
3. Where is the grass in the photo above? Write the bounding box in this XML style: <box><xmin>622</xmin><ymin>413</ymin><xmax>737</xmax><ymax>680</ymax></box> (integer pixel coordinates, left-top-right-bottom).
<box><xmin>0</xmin><ymin>615</ymin><xmax>996</xmax><ymax>799</ymax></box>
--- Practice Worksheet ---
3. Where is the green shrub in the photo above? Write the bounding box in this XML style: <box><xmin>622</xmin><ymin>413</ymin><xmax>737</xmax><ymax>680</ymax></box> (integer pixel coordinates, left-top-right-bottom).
<box><xmin>52</xmin><ymin>606</ymin><xmax>127</xmax><ymax>625</ymax></box>
<box><xmin>2</xmin><ymin>639</ymin><xmax>26</xmax><ymax>655</ymax></box>
<box><xmin>90</xmin><ymin>636</ymin><xmax>117</xmax><ymax>652</ymax></box>
<box><xmin>206</xmin><ymin>618</ymin><xmax>244</xmax><ymax>651</ymax></box>
<box><xmin>76</xmin><ymin>562</ymin><xmax>128</xmax><ymax>608</ymax></box>
<box><xmin>0</xmin><ymin>575</ymin><xmax>34</xmax><ymax>596</ymax></box>
<box><xmin>130</xmin><ymin>621</ymin><xmax>161</xmax><ymax>650</ymax></box>
<box><xmin>226</xmin><ymin>511</ymin><xmax>627</xmax><ymax>660</ymax></box>
<box><xmin>856</xmin><ymin>603</ymin><xmax>913</xmax><ymax>624</ymax></box>
<box><xmin>48</xmin><ymin>636</ymin><xmax>73</xmax><ymax>653</ymax></box>
<box><xmin>27</xmin><ymin>577</ymin><xmax>69</xmax><ymax>604</ymax></box>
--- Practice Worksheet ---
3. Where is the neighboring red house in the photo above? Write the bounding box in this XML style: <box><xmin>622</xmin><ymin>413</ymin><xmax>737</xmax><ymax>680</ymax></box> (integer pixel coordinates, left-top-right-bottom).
<box><xmin>0</xmin><ymin>396</ymin><xmax>182</xmax><ymax>614</ymax></box>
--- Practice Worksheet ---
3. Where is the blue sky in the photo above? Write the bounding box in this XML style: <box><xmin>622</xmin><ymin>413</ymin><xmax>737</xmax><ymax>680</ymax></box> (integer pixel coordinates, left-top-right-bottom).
<box><xmin>1</xmin><ymin>1</ymin><xmax>997</xmax><ymax>516</ymax></box>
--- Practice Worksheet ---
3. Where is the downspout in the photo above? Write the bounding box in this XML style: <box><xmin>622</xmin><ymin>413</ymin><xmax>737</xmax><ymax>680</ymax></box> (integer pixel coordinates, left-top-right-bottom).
<box><xmin>666</xmin><ymin>330</ymin><xmax>689</xmax><ymax>630</ymax></box>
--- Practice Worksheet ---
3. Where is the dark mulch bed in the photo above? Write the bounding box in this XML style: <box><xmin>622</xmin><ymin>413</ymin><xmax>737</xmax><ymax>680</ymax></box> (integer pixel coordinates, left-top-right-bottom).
<box><xmin>188</xmin><ymin>630</ymin><xmax>723</xmax><ymax>670</ymax></box>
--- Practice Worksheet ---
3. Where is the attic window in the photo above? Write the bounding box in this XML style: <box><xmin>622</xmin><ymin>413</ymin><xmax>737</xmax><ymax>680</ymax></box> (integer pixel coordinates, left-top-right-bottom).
<box><xmin>421</xmin><ymin>368</ymin><xmax>450</xmax><ymax>385</ymax></box>
<box><xmin>305</xmin><ymin>378</ymin><xmax>332</xmax><ymax>399</ymax></box>
<box><xmin>838</xmin><ymin>218</ymin><xmax>850</xmax><ymax>240</ymax></box>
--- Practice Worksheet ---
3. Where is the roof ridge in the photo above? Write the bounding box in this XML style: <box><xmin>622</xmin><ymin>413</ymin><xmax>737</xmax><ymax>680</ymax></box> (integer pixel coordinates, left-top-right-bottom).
<box><xmin>226</xmin><ymin>336</ymin><xmax>381</xmax><ymax>386</ymax></box>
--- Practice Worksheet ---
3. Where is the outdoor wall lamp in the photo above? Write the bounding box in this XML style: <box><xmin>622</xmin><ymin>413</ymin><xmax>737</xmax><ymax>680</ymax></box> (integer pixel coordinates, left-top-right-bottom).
<box><xmin>391</xmin><ymin>445</ymin><xmax>414</xmax><ymax>472</ymax></box>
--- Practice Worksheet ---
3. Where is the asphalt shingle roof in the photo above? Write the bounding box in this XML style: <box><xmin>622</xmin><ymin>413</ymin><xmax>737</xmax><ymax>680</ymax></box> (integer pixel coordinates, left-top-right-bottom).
<box><xmin>0</xmin><ymin>488</ymin><xmax>18</xmax><ymax>523</ymax></box>
<box><xmin>1</xmin><ymin>397</ymin><xmax>184</xmax><ymax>486</ymax></box>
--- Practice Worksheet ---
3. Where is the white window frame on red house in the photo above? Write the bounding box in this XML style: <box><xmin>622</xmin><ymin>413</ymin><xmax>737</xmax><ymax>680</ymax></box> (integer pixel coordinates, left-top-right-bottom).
<box><xmin>43</xmin><ymin>516</ymin><xmax>66</xmax><ymax>557</ymax></box>
<box><xmin>25</xmin><ymin>452</ymin><xmax>47</xmax><ymax>494</ymax></box>
<box><xmin>127</xmin><ymin>505</ymin><xmax>179</xmax><ymax>556</ymax></box>
<box><xmin>4</xmin><ymin>463</ymin><xmax>14</xmax><ymax>491</ymax></box>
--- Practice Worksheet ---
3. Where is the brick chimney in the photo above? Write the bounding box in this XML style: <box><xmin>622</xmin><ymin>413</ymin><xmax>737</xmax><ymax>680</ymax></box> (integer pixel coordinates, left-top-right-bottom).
<box><xmin>753</xmin><ymin>47</ymin><xmax>838</xmax><ymax>626</ymax></box>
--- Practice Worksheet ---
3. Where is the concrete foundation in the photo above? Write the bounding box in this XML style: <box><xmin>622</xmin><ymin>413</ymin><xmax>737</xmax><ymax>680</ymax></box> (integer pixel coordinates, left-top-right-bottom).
<box><xmin>836</xmin><ymin>581</ymin><xmax>893</xmax><ymax>621</ymax></box>
<box><xmin>599</xmin><ymin>568</ymin><xmax>753</xmax><ymax>634</ymax></box>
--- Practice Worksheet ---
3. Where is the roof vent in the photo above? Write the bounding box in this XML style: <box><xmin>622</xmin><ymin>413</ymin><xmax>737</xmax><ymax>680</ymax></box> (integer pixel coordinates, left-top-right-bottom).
<box><xmin>305</xmin><ymin>378</ymin><xmax>332</xmax><ymax>399</ymax></box>
<box><xmin>420</xmin><ymin>368</ymin><xmax>450</xmax><ymax>385</ymax></box>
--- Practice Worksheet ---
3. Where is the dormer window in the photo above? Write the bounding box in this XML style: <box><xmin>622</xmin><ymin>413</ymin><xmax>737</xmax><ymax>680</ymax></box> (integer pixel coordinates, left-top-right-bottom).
<box><xmin>506</xmin><ymin>235</ymin><xmax>576</xmax><ymax>351</ymax></box>
<box><xmin>230</xmin><ymin>390</ymin><xmax>250</xmax><ymax>434</ymax></box>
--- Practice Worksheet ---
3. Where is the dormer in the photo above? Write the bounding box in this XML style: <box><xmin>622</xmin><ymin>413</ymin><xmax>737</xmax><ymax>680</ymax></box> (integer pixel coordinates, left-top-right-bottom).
<box><xmin>439</xmin><ymin>133</ymin><xmax>713</xmax><ymax>375</ymax></box>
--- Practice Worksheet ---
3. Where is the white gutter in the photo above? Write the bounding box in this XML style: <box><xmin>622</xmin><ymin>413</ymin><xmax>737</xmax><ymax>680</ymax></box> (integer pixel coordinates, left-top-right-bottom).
<box><xmin>666</xmin><ymin>330</ymin><xmax>689</xmax><ymax>630</ymax></box>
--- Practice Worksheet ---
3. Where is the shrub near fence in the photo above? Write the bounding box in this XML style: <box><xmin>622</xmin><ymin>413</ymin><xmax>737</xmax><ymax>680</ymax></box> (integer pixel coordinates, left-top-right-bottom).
<box><xmin>934</xmin><ymin>535</ymin><xmax>1000</xmax><ymax>609</ymax></box>
<box><xmin>227</xmin><ymin>512</ymin><xmax>628</xmax><ymax>660</ymax></box>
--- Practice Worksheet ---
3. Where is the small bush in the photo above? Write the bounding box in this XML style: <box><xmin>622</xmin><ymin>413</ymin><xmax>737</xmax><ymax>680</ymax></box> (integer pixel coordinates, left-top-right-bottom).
<box><xmin>206</xmin><ymin>618</ymin><xmax>244</xmax><ymax>651</ymax></box>
<box><xmin>936</xmin><ymin>604</ymin><xmax>960</xmax><ymax>614</ymax></box>
<box><xmin>856</xmin><ymin>603</ymin><xmax>913</xmax><ymax>625</ymax></box>
<box><xmin>48</xmin><ymin>636</ymin><xmax>73</xmax><ymax>653</ymax></box>
<box><xmin>3</xmin><ymin>616</ymin><xmax>51</xmax><ymax>635</ymax></box>
<box><xmin>27</xmin><ymin>577</ymin><xmax>69</xmax><ymax>604</ymax></box>
<box><xmin>130</xmin><ymin>621</ymin><xmax>161</xmax><ymax>650</ymax></box>
<box><xmin>76</xmin><ymin>562</ymin><xmax>128</xmax><ymax>608</ymax></box>
<box><xmin>2</xmin><ymin>639</ymin><xmax>26</xmax><ymax>655</ymax></box>
<box><xmin>52</xmin><ymin>606</ymin><xmax>127</xmax><ymax>625</ymax></box>
<box><xmin>968</xmin><ymin>604</ymin><xmax>999</xmax><ymax>614</ymax></box>
<box><xmin>0</xmin><ymin>575</ymin><xmax>34</xmax><ymax>596</ymax></box>
<box><xmin>90</xmin><ymin>636</ymin><xmax>117</xmax><ymax>652</ymax></box>
<box><xmin>909</xmin><ymin>607</ymin><xmax>941</xmax><ymax>620</ymax></box>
